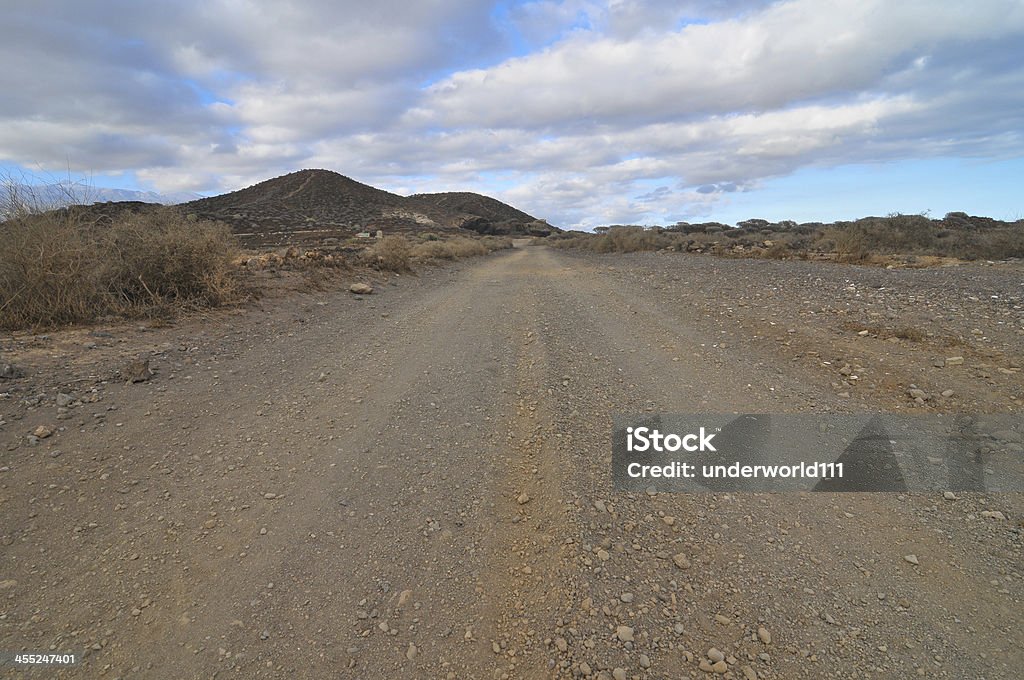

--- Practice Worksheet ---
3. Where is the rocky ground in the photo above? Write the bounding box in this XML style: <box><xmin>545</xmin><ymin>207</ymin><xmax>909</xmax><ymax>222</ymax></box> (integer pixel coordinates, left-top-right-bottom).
<box><xmin>1</xmin><ymin>244</ymin><xmax>1021</xmax><ymax>679</ymax></box>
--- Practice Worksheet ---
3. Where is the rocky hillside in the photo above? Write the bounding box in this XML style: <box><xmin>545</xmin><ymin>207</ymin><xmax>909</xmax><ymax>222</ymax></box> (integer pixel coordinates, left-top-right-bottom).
<box><xmin>407</xmin><ymin>191</ymin><xmax>557</xmax><ymax>236</ymax></box>
<box><xmin>180</xmin><ymin>169</ymin><xmax>553</xmax><ymax>246</ymax></box>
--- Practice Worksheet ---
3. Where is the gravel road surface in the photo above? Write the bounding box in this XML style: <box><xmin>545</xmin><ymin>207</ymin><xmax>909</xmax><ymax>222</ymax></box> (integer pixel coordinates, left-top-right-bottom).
<box><xmin>2</xmin><ymin>244</ymin><xmax>1021</xmax><ymax>679</ymax></box>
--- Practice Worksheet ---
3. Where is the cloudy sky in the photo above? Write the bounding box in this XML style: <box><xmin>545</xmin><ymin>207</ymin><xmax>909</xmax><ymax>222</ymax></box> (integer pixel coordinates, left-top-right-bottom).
<box><xmin>2</xmin><ymin>0</ymin><xmax>1023</xmax><ymax>229</ymax></box>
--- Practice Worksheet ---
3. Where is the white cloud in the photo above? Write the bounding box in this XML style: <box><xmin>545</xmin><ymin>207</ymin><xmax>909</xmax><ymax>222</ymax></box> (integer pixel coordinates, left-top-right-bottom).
<box><xmin>1</xmin><ymin>0</ymin><xmax>1022</xmax><ymax>227</ymax></box>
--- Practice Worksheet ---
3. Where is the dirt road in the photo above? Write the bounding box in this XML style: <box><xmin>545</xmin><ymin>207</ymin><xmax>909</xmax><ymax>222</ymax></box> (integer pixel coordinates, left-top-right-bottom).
<box><xmin>2</xmin><ymin>244</ymin><xmax>1021</xmax><ymax>679</ymax></box>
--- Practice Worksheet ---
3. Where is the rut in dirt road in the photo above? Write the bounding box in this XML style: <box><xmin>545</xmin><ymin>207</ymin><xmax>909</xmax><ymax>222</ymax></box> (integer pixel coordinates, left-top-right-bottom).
<box><xmin>1</xmin><ymin>244</ymin><xmax>1021</xmax><ymax>679</ymax></box>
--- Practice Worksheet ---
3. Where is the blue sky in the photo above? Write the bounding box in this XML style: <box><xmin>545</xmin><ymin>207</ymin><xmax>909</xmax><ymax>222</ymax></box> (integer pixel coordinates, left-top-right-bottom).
<box><xmin>2</xmin><ymin>0</ymin><xmax>1023</xmax><ymax>229</ymax></box>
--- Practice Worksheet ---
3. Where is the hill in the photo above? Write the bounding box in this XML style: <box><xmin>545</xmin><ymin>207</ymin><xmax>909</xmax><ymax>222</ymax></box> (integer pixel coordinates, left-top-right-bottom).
<box><xmin>180</xmin><ymin>169</ymin><xmax>554</xmax><ymax>246</ymax></box>
<box><xmin>406</xmin><ymin>191</ymin><xmax>556</xmax><ymax>236</ymax></box>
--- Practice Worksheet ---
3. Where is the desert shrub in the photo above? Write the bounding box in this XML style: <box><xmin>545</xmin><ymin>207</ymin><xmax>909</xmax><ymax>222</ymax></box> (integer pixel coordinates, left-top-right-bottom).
<box><xmin>481</xmin><ymin>236</ymin><xmax>514</xmax><ymax>251</ymax></box>
<box><xmin>761</xmin><ymin>241</ymin><xmax>792</xmax><ymax>259</ymax></box>
<box><xmin>1</xmin><ymin>207</ymin><xmax>239</xmax><ymax>329</ymax></box>
<box><xmin>446</xmin><ymin>237</ymin><xmax>488</xmax><ymax>258</ymax></box>
<box><xmin>364</xmin><ymin>235</ymin><xmax>412</xmax><ymax>272</ymax></box>
<box><xmin>101</xmin><ymin>210</ymin><xmax>238</xmax><ymax>308</ymax></box>
<box><xmin>409</xmin><ymin>236</ymin><xmax>503</xmax><ymax>261</ymax></box>
<box><xmin>826</xmin><ymin>226</ymin><xmax>871</xmax><ymax>263</ymax></box>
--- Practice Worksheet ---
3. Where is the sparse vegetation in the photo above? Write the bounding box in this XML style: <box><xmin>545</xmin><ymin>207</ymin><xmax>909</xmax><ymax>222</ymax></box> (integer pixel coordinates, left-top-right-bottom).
<box><xmin>364</xmin><ymin>235</ymin><xmax>413</xmax><ymax>272</ymax></box>
<box><xmin>1</xmin><ymin>207</ymin><xmax>240</xmax><ymax>330</ymax></box>
<box><xmin>549</xmin><ymin>213</ymin><xmax>1024</xmax><ymax>264</ymax></box>
<box><xmin>410</xmin><ymin>235</ymin><xmax>512</xmax><ymax>261</ymax></box>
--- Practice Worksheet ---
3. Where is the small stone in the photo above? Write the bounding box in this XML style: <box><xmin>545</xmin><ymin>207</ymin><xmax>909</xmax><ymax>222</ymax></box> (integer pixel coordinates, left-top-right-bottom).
<box><xmin>945</xmin><ymin>356</ymin><xmax>964</xmax><ymax>365</ymax></box>
<box><xmin>263</xmin><ymin>492</ymin><xmax>278</xmax><ymax>500</ymax></box>
<box><xmin>32</xmin><ymin>425</ymin><xmax>53</xmax><ymax>439</ymax></box>
<box><xmin>708</xmin><ymin>648</ymin><xmax>725</xmax><ymax>663</ymax></box>
<box><xmin>712</xmin><ymin>660</ymin><xmax>728</xmax><ymax>673</ymax></box>
<box><xmin>672</xmin><ymin>553</ymin><xmax>691</xmax><ymax>570</ymax></box>
<box><xmin>673</xmin><ymin>623</ymin><xmax>685</xmax><ymax>635</ymax></box>
<box><xmin>903</xmin><ymin>554</ymin><xmax>919</xmax><ymax>565</ymax></box>
<box><xmin>699</xmin><ymin>660</ymin><xmax>714</xmax><ymax>672</ymax></box>
<box><xmin>579</xmin><ymin>661</ymin><xmax>592</xmax><ymax>676</ymax></box>
<box><xmin>492</xmin><ymin>641</ymin><xmax>501</xmax><ymax>654</ymax></box>
<box><xmin>941</xmin><ymin>389</ymin><xmax>955</xmax><ymax>398</ymax></box>
<box><xmin>714</xmin><ymin>614</ymin><xmax>731</xmax><ymax>625</ymax></box>
<box><xmin>943</xmin><ymin>491</ymin><xmax>957</xmax><ymax>500</ymax></box>
<box><xmin>639</xmin><ymin>653</ymin><xmax>651</xmax><ymax>668</ymax></box>
<box><xmin>56</xmin><ymin>393</ymin><xmax>74</xmax><ymax>407</ymax></box>
<box><xmin>516</xmin><ymin>492</ymin><xmax>530</xmax><ymax>505</ymax></box>
<box><xmin>615</xmin><ymin>625</ymin><xmax>634</xmax><ymax>642</ymax></box>
<box><xmin>555</xmin><ymin>637</ymin><xmax>568</xmax><ymax>652</ymax></box>
<box><xmin>742</xmin><ymin>665</ymin><xmax>758</xmax><ymax>680</ymax></box>
<box><xmin>619</xmin><ymin>592</ymin><xmax>634</xmax><ymax>603</ymax></box>
<box><xmin>349</xmin><ymin>283</ymin><xmax>374</xmax><ymax>295</ymax></box>
<box><xmin>406</xmin><ymin>642</ymin><xmax>417</xmax><ymax>660</ymax></box>
<box><xmin>125</xmin><ymin>358</ymin><xmax>154</xmax><ymax>383</ymax></box>
<box><xmin>757</xmin><ymin>626</ymin><xmax>771</xmax><ymax>645</ymax></box>
<box><xmin>613</xmin><ymin>669</ymin><xmax>628</xmax><ymax>680</ymax></box>
<box><xmin>980</xmin><ymin>510</ymin><xmax>1006</xmax><ymax>520</ymax></box>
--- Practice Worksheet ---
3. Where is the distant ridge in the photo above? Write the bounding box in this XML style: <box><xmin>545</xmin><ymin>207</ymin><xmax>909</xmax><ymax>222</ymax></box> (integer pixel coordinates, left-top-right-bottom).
<box><xmin>181</xmin><ymin>169</ymin><xmax>556</xmax><ymax>244</ymax></box>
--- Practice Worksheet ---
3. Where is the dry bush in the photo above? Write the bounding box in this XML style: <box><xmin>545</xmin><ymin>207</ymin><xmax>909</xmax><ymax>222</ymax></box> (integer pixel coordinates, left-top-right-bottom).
<box><xmin>410</xmin><ymin>236</ymin><xmax>498</xmax><ymax>261</ymax></box>
<box><xmin>761</xmin><ymin>241</ymin><xmax>793</xmax><ymax>259</ymax></box>
<box><xmin>363</xmin><ymin>235</ymin><xmax>412</xmax><ymax>272</ymax></box>
<box><xmin>826</xmin><ymin>226</ymin><xmax>872</xmax><ymax>263</ymax></box>
<box><xmin>481</xmin><ymin>236</ymin><xmax>514</xmax><ymax>251</ymax></box>
<box><xmin>1</xmin><ymin>207</ymin><xmax>240</xmax><ymax>330</ymax></box>
<box><xmin>411</xmin><ymin>240</ymin><xmax>456</xmax><ymax>260</ymax></box>
<box><xmin>102</xmin><ymin>209</ymin><xmax>239</xmax><ymax>309</ymax></box>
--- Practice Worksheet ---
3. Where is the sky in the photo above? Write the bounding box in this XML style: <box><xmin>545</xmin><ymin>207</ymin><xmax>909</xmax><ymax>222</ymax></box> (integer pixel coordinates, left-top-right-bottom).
<box><xmin>2</xmin><ymin>0</ymin><xmax>1023</xmax><ymax>230</ymax></box>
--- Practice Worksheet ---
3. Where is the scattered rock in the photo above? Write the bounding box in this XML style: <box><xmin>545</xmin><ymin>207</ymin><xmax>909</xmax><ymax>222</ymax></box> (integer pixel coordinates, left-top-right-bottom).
<box><xmin>757</xmin><ymin>626</ymin><xmax>771</xmax><ymax>645</ymax></box>
<box><xmin>516</xmin><ymin>492</ymin><xmax>530</xmax><ymax>505</ymax></box>
<box><xmin>406</xmin><ymin>642</ymin><xmax>417</xmax><ymax>660</ymax></box>
<box><xmin>615</xmin><ymin>625</ymin><xmax>634</xmax><ymax>642</ymax></box>
<box><xmin>125</xmin><ymin>359</ymin><xmax>154</xmax><ymax>384</ymax></box>
<box><xmin>0</xmin><ymin>363</ymin><xmax>24</xmax><ymax>380</ymax></box>
<box><xmin>32</xmin><ymin>425</ymin><xmax>53</xmax><ymax>439</ymax></box>
<box><xmin>945</xmin><ymin>356</ymin><xmax>964</xmax><ymax>365</ymax></box>
<box><xmin>903</xmin><ymin>554</ymin><xmax>919</xmax><ymax>565</ymax></box>
<box><xmin>350</xmin><ymin>283</ymin><xmax>374</xmax><ymax>295</ymax></box>
<box><xmin>672</xmin><ymin>553</ymin><xmax>691</xmax><ymax>570</ymax></box>
<box><xmin>708</xmin><ymin>648</ymin><xmax>725</xmax><ymax>663</ymax></box>
<box><xmin>980</xmin><ymin>510</ymin><xmax>1006</xmax><ymax>520</ymax></box>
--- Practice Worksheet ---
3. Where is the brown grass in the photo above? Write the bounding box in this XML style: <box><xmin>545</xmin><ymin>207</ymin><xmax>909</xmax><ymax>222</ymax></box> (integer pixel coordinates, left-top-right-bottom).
<box><xmin>1</xmin><ymin>207</ymin><xmax>241</xmax><ymax>330</ymax></box>
<box><xmin>363</xmin><ymin>235</ymin><xmax>413</xmax><ymax>272</ymax></box>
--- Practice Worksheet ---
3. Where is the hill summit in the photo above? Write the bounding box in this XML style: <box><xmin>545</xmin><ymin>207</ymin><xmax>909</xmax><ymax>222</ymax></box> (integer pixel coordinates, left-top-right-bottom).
<box><xmin>181</xmin><ymin>169</ymin><xmax>556</xmax><ymax>245</ymax></box>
